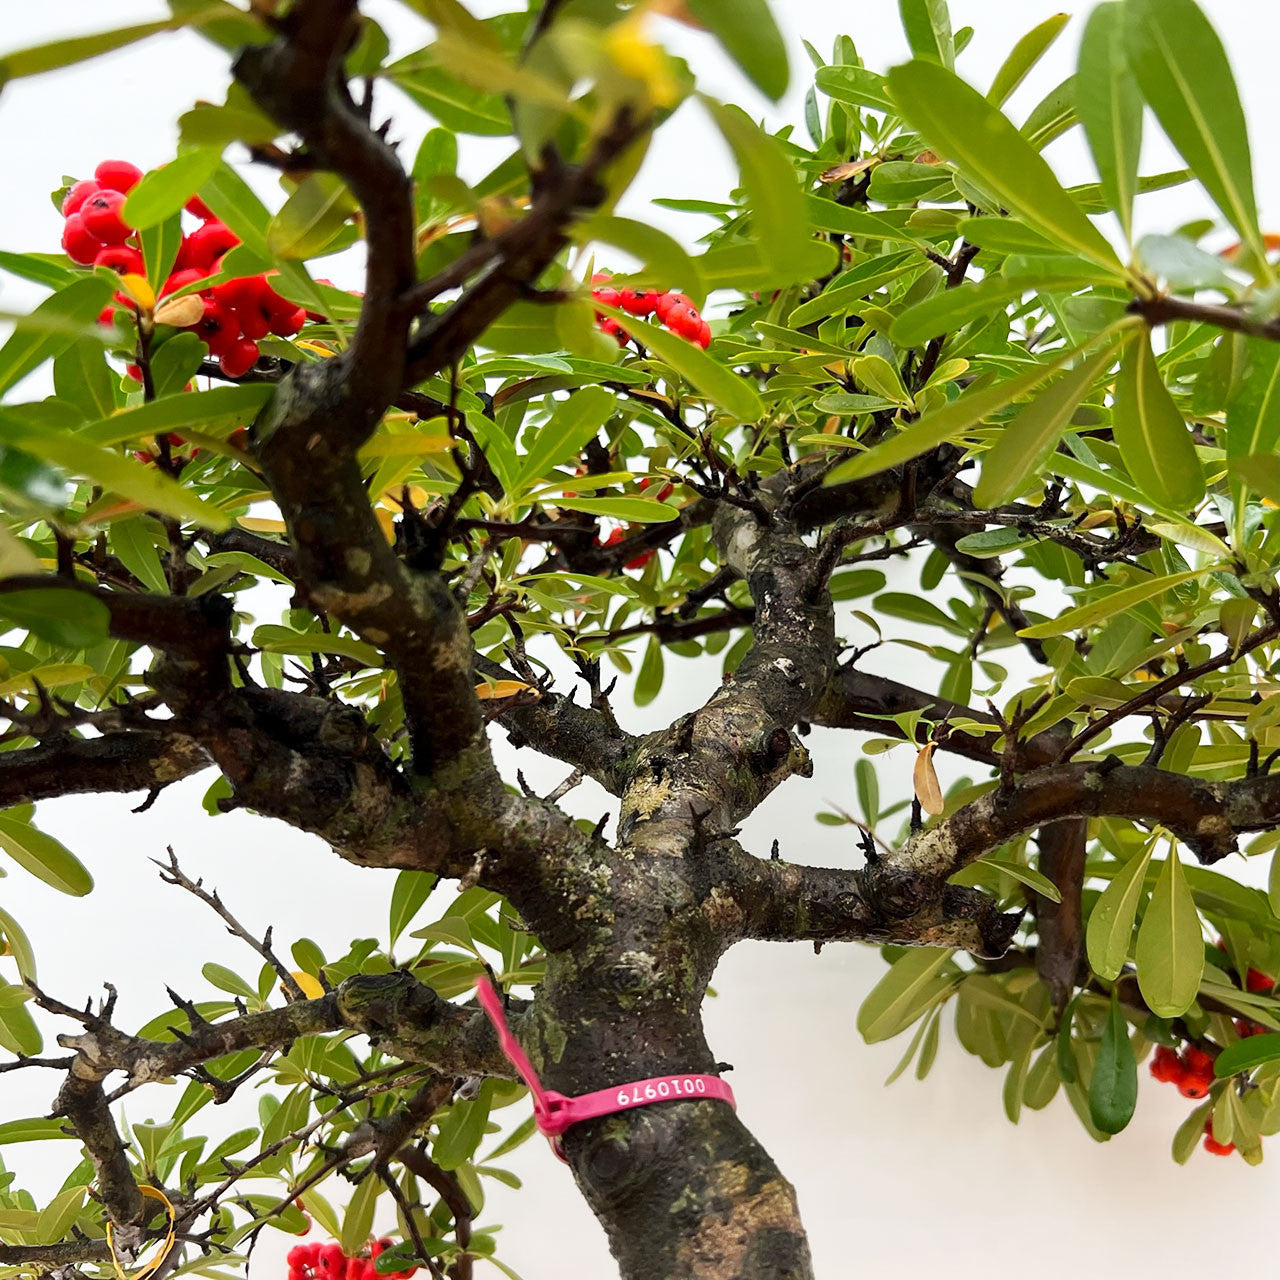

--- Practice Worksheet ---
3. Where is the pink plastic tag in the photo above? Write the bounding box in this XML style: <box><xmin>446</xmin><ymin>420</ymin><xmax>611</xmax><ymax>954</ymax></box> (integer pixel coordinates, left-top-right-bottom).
<box><xmin>474</xmin><ymin>977</ymin><xmax>736</xmax><ymax>1162</ymax></box>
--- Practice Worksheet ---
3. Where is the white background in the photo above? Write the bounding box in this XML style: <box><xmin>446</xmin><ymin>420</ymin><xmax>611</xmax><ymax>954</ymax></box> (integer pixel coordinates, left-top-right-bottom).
<box><xmin>1</xmin><ymin>2</ymin><xmax>1278</xmax><ymax>1278</ymax></box>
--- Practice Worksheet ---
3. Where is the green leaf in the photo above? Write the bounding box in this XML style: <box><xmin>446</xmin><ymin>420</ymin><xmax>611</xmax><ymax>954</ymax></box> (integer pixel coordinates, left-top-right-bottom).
<box><xmin>123</xmin><ymin>149</ymin><xmax>221</xmax><ymax>229</ymax></box>
<box><xmin>1124</xmin><ymin>0</ymin><xmax>1268</xmax><ymax>275</ymax></box>
<box><xmin>1135</xmin><ymin>845</ymin><xmax>1205</xmax><ymax>1018</ymax></box>
<box><xmin>554</xmin><ymin>495</ymin><xmax>677</xmax><ymax>524</ymax></box>
<box><xmin>0</xmin><ymin>981</ymin><xmax>41</xmax><ymax>1056</ymax></box>
<box><xmin>973</xmin><ymin>856</ymin><xmax>1062</xmax><ymax>903</ymax></box>
<box><xmin>1076</xmin><ymin>3</ymin><xmax>1142</xmax><ymax>243</ymax></box>
<box><xmin>0</xmin><ymin>812</ymin><xmax>93</xmax><ymax>895</ymax></box>
<box><xmin>857</xmin><ymin>948</ymin><xmax>955</xmax><ymax>1042</ymax></box>
<box><xmin>788</xmin><ymin>251</ymin><xmax>917</xmax><ymax>327</ymax></box>
<box><xmin>0</xmin><ymin>1117</ymin><xmax>73</xmax><ymax>1144</ymax></box>
<box><xmin>956</xmin><ymin>217</ymin><xmax>1059</xmax><ymax>256</ymax></box>
<box><xmin>266</xmin><ymin>174</ymin><xmax>358</xmax><ymax>261</ymax></box>
<box><xmin>111</xmin><ymin>518</ymin><xmax>169</xmax><ymax>595</ymax></box>
<box><xmin>338</xmin><ymin>1171</ymin><xmax>379</xmax><ymax>1256</ymax></box>
<box><xmin>885</xmin><ymin>60</ymin><xmax>1121</xmax><ymax>272</ymax></box>
<box><xmin>199</xmin><ymin>161</ymin><xmax>272</xmax><ymax>260</ymax></box>
<box><xmin>891</xmin><ymin>277</ymin><xmax>1032</xmax><ymax>348</ymax></box>
<box><xmin>0</xmin><ymin>587</ymin><xmax>110</xmax><ymax>649</ymax></box>
<box><xmin>1089</xmin><ymin>992</ymin><xmax>1138</xmax><ymax>1134</ymax></box>
<box><xmin>987</xmin><ymin>12</ymin><xmax>1070</xmax><ymax>106</ymax></box>
<box><xmin>828</xmin><ymin>341</ymin><xmax>1087</xmax><ymax>484</ymax></box>
<box><xmin>0</xmin><ymin>412</ymin><xmax>231</xmax><ymax>528</ymax></box>
<box><xmin>687</xmin><ymin>0</ymin><xmax>788</xmax><ymax>100</ymax></box>
<box><xmin>899</xmin><ymin>0</ymin><xmax>954</xmax><ymax>69</ymax></box>
<box><xmin>0</xmin><ymin>276</ymin><xmax>113</xmax><ymax>398</ymax></box>
<box><xmin>0</xmin><ymin>249</ymin><xmax>77</xmax><ymax>291</ymax></box>
<box><xmin>814</xmin><ymin>65</ymin><xmax>894</xmax><ymax>113</ymax></box>
<box><xmin>597</xmin><ymin>307</ymin><xmax>763</xmax><ymax>421</ymax></box>
<box><xmin>1172</xmin><ymin>1099</ymin><xmax>1213</xmax><ymax>1163</ymax></box>
<box><xmin>703</xmin><ymin>101</ymin><xmax>813</xmax><ymax>283</ymax></box>
<box><xmin>0</xmin><ymin>19</ymin><xmax>172</xmax><ymax>84</ymax></box>
<box><xmin>1113</xmin><ymin>330</ymin><xmax>1205</xmax><ymax>511</ymax></box>
<box><xmin>387</xmin><ymin>57</ymin><xmax>510</xmax><ymax>136</ymax></box>
<box><xmin>202</xmin><ymin>962</ymin><xmax>258</xmax><ymax>1001</ymax></box>
<box><xmin>53</xmin><ymin>341</ymin><xmax>116</xmax><ymax>421</ymax></box>
<box><xmin>1021</xmin><ymin>75</ymin><xmax>1078</xmax><ymax>151</ymax></box>
<box><xmin>1225</xmin><ymin>336</ymin><xmax>1279</xmax><ymax>516</ymax></box>
<box><xmin>574</xmin><ymin>216</ymin><xmax>703</xmax><ymax>305</ymax></box>
<box><xmin>1018</xmin><ymin>568</ymin><xmax>1208</xmax><ymax>639</ymax></box>
<box><xmin>433</xmin><ymin>1082</ymin><xmax>494</xmax><ymax>1171</ymax></box>
<box><xmin>1086</xmin><ymin>843</ymin><xmax>1154</xmax><ymax>981</ymax></box>
<box><xmin>0</xmin><ymin>904</ymin><xmax>37</xmax><ymax>983</ymax></box>
<box><xmin>515</xmin><ymin>386</ymin><xmax>616</xmax><ymax>490</ymax></box>
<box><xmin>634</xmin><ymin>634</ymin><xmax>664</xmax><ymax>707</ymax></box>
<box><xmin>389</xmin><ymin>871</ymin><xmax>437</xmax><ymax>948</ymax></box>
<box><xmin>973</xmin><ymin>343</ymin><xmax>1118</xmax><ymax>507</ymax></box>
<box><xmin>1214</xmin><ymin>1033</ymin><xmax>1279</xmax><ymax>1077</ymax></box>
<box><xmin>81</xmin><ymin>384</ymin><xmax>274</xmax><ymax>447</ymax></box>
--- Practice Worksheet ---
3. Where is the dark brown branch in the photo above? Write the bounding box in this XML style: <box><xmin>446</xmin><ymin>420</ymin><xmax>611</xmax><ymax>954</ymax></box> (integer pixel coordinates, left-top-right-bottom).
<box><xmin>1129</xmin><ymin>294</ymin><xmax>1280</xmax><ymax>341</ymax></box>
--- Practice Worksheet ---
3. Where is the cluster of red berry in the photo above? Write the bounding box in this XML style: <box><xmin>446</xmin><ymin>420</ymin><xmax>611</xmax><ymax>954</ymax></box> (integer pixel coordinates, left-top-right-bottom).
<box><xmin>286</xmin><ymin>1239</ymin><xmax>415</xmax><ymax>1280</ymax></box>
<box><xmin>590</xmin><ymin>274</ymin><xmax>711</xmax><ymax>349</ymax></box>
<box><xmin>597</xmin><ymin>477</ymin><xmax>674</xmax><ymax>570</ymax></box>
<box><xmin>1147</xmin><ymin>958</ymin><xmax>1273</xmax><ymax>1158</ymax></box>
<box><xmin>59</xmin><ymin>159</ymin><xmax>308</xmax><ymax>379</ymax></box>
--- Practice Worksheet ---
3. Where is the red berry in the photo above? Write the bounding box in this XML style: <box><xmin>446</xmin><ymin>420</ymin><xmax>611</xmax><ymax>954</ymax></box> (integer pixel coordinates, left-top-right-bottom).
<box><xmin>318</xmin><ymin>1244</ymin><xmax>346</xmax><ymax>1275</ymax></box>
<box><xmin>94</xmin><ymin>245</ymin><xmax>144</xmax><ymax>276</ymax></box>
<box><xmin>80</xmin><ymin>190</ymin><xmax>132</xmax><ymax>245</ymax></box>
<box><xmin>1182</xmin><ymin>1045</ymin><xmax>1214</xmax><ymax>1077</ymax></box>
<box><xmin>134</xmin><ymin>450</ymin><xmax>155</xmax><ymax>465</ymax></box>
<box><xmin>618</xmin><ymin>288</ymin><xmax>659</xmax><ymax>316</ymax></box>
<box><xmin>696</xmin><ymin>318</ymin><xmax>712</xmax><ymax>349</ymax></box>
<box><xmin>194</xmin><ymin>298</ymin><xmax>239</xmax><ymax>354</ymax></box>
<box><xmin>185</xmin><ymin>194</ymin><xmax>214</xmax><ymax>219</ymax></box>
<box><xmin>1149</xmin><ymin>1045</ymin><xmax>1179</xmax><ymax>1083</ymax></box>
<box><xmin>97</xmin><ymin>305</ymin><xmax>118</xmax><ymax>327</ymax></box>
<box><xmin>1246</xmin><ymin>968</ymin><xmax>1274</xmax><ymax>993</ymax></box>
<box><xmin>1234</xmin><ymin>1019</ymin><xmax>1267</xmax><ymax>1038</ymax></box>
<box><xmin>598</xmin><ymin>316</ymin><xmax>629</xmax><ymax>346</ymax></box>
<box><xmin>663</xmin><ymin>302</ymin><xmax>701</xmax><ymax>341</ymax></box>
<box><xmin>269</xmin><ymin>304</ymin><xmax>307</xmax><ymax>337</ymax></box>
<box><xmin>592</xmin><ymin>285</ymin><xmax>621</xmax><ymax>308</ymax></box>
<box><xmin>61</xmin><ymin>179</ymin><xmax>101</xmax><ymax>217</ymax></box>
<box><xmin>289</xmin><ymin>1269</ymin><xmax>308</xmax><ymax>1280</ymax></box>
<box><xmin>639</xmin><ymin>477</ymin><xmax>674</xmax><ymax>502</ymax></box>
<box><xmin>591</xmin><ymin>271</ymin><xmax>612</xmax><ymax>284</ymax></box>
<box><xmin>218</xmin><ymin>337</ymin><xmax>260</xmax><ymax>378</ymax></box>
<box><xmin>124</xmin><ymin>364</ymin><xmax>142</xmax><ymax>382</ymax></box>
<box><xmin>626</xmin><ymin>548</ymin><xmax>654</xmax><ymax>570</ymax></box>
<box><xmin>1176</xmin><ymin>1071</ymin><xmax>1210</xmax><ymax>1099</ymax></box>
<box><xmin>287</xmin><ymin>1246</ymin><xmax>315</xmax><ymax>1269</ymax></box>
<box><xmin>94</xmin><ymin>160</ymin><xmax>143</xmax><ymax>194</ymax></box>
<box><xmin>211</xmin><ymin>274</ymin><xmax>264</xmax><ymax>312</ymax></box>
<box><xmin>1202</xmin><ymin>1120</ymin><xmax>1235</xmax><ymax>1156</ymax></box>
<box><xmin>161</xmin><ymin>268</ymin><xmax>210</xmax><ymax>297</ymax></box>
<box><xmin>181</xmin><ymin>220</ymin><xmax>239</xmax><ymax>270</ymax></box>
<box><xmin>61</xmin><ymin>212</ymin><xmax>104</xmax><ymax>265</ymax></box>
<box><xmin>655</xmin><ymin>291</ymin><xmax>694</xmax><ymax>322</ymax></box>
<box><xmin>371</xmin><ymin>1240</ymin><xmax>393</xmax><ymax>1259</ymax></box>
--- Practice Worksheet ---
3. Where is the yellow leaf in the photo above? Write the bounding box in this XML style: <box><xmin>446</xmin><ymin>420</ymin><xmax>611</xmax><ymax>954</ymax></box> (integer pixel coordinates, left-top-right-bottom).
<box><xmin>913</xmin><ymin>743</ymin><xmax>944</xmax><ymax>816</ymax></box>
<box><xmin>288</xmin><ymin>971</ymin><xmax>325</xmax><ymax>1000</ymax></box>
<box><xmin>474</xmin><ymin>679</ymin><xmax>534</xmax><ymax>700</ymax></box>
<box><xmin>238</xmin><ymin>516</ymin><xmax>287</xmax><ymax>533</ymax></box>
<box><xmin>373</xmin><ymin>507</ymin><xmax>396</xmax><ymax>545</ymax></box>
<box><xmin>295</xmin><ymin>341</ymin><xmax>335</xmax><ymax>358</ymax></box>
<box><xmin>118</xmin><ymin>273</ymin><xmax>156</xmax><ymax>311</ymax></box>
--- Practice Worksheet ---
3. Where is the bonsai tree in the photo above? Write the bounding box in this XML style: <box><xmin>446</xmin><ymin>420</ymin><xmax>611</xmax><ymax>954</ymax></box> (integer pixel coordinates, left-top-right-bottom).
<box><xmin>0</xmin><ymin>1</ymin><xmax>1275</xmax><ymax>1277</ymax></box>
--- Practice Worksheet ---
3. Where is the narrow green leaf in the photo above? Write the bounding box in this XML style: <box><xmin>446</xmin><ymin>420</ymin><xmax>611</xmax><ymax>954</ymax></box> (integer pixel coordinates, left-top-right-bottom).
<box><xmin>828</xmin><ymin>342</ymin><xmax>1087</xmax><ymax>484</ymax></box>
<box><xmin>0</xmin><ymin>250</ymin><xmax>77</xmax><ymax>291</ymax></box>
<box><xmin>139</xmin><ymin>213</ymin><xmax>184</xmax><ymax>294</ymax></box>
<box><xmin>1113</xmin><ymin>330</ymin><xmax>1205</xmax><ymax>511</ymax></box>
<box><xmin>123</xmin><ymin>149</ymin><xmax>221</xmax><ymax>229</ymax></box>
<box><xmin>1172</xmin><ymin>1099</ymin><xmax>1213</xmax><ymax>1163</ymax></box>
<box><xmin>338</xmin><ymin>1171</ymin><xmax>379</xmax><ymax>1256</ymax></box>
<box><xmin>596</xmin><ymin>307</ymin><xmax>763</xmax><ymax>421</ymax></box>
<box><xmin>1018</xmin><ymin>567</ymin><xmax>1208</xmax><ymax>639</ymax></box>
<box><xmin>787</xmin><ymin>251</ymin><xmax>916</xmax><ymax>327</ymax></box>
<box><xmin>1214</xmin><ymin>1034</ymin><xmax>1279</xmax><ymax>1077</ymax></box>
<box><xmin>899</xmin><ymin>0</ymin><xmax>954</xmax><ymax>69</ymax></box>
<box><xmin>0</xmin><ymin>20</ymin><xmax>171</xmax><ymax>84</ymax></box>
<box><xmin>857</xmin><ymin>948</ymin><xmax>955</xmax><ymax>1042</ymax></box>
<box><xmin>81</xmin><ymin>384</ymin><xmax>274</xmax><ymax>447</ymax></box>
<box><xmin>111</xmin><ymin>519</ymin><xmax>169</xmax><ymax>595</ymax></box>
<box><xmin>53</xmin><ymin>341</ymin><xmax>116</xmax><ymax>421</ymax></box>
<box><xmin>1125</xmin><ymin>0</ymin><xmax>1267</xmax><ymax>275</ymax></box>
<box><xmin>1086</xmin><ymin>843</ymin><xmax>1154</xmax><ymax>981</ymax></box>
<box><xmin>0</xmin><ymin>1117</ymin><xmax>72</xmax><ymax>1144</ymax></box>
<box><xmin>885</xmin><ymin>60</ymin><xmax>1121</xmax><ymax>272</ymax></box>
<box><xmin>0</xmin><ymin>587</ymin><xmax>110</xmax><ymax>649</ymax></box>
<box><xmin>0</xmin><ymin>982</ymin><xmax>41</xmax><ymax>1056</ymax></box>
<box><xmin>1225</xmin><ymin>336</ymin><xmax>1279</xmax><ymax>517</ymax></box>
<box><xmin>815</xmin><ymin>65</ymin><xmax>893</xmax><ymax>113</ymax></box>
<box><xmin>1077</xmin><ymin>3</ymin><xmax>1142</xmax><ymax>243</ymax></box>
<box><xmin>0</xmin><ymin>813</ymin><xmax>93</xmax><ymax>896</ymax></box>
<box><xmin>987</xmin><ymin>12</ymin><xmax>1069</xmax><ymax>106</ymax></box>
<box><xmin>1089</xmin><ymin>993</ymin><xmax>1138</xmax><ymax>1134</ymax></box>
<box><xmin>574</xmin><ymin>216</ymin><xmax>703</xmax><ymax>305</ymax></box>
<box><xmin>1135</xmin><ymin>845</ymin><xmax>1205</xmax><ymax>1018</ymax></box>
<box><xmin>515</xmin><ymin>386</ymin><xmax>615</xmax><ymax>490</ymax></box>
<box><xmin>266</xmin><ymin>174</ymin><xmax>357</xmax><ymax>261</ymax></box>
<box><xmin>1020</xmin><ymin>75</ymin><xmax>1078</xmax><ymax>150</ymax></box>
<box><xmin>891</xmin><ymin>277</ymin><xmax>1033</xmax><ymax>347</ymax></box>
<box><xmin>0</xmin><ymin>276</ymin><xmax>113</xmax><ymax>397</ymax></box>
<box><xmin>0</xmin><ymin>904</ymin><xmax>37</xmax><ymax>983</ymax></box>
<box><xmin>703</xmin><ymin>101</ymin><xmax>812</xmax><ymax>281</ymax></box>
<box><xmin>973</xmin><ymin>343</ymin><xmax>1118</xmax><ymax>507</ymax></box>
<box><xmin>974</xmin><ymin>856</ymin><xmax>1062</xmax><ymax>903</ymax></box>
<box><xmin>389</xmin><ymin>871</ymin><xmax>437</xmax><ymax>948</ymax></box>
<box><xmin>687</xmin><ymin>0</ymin><xmax>788</xmax><ymax>100</ymax></box>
